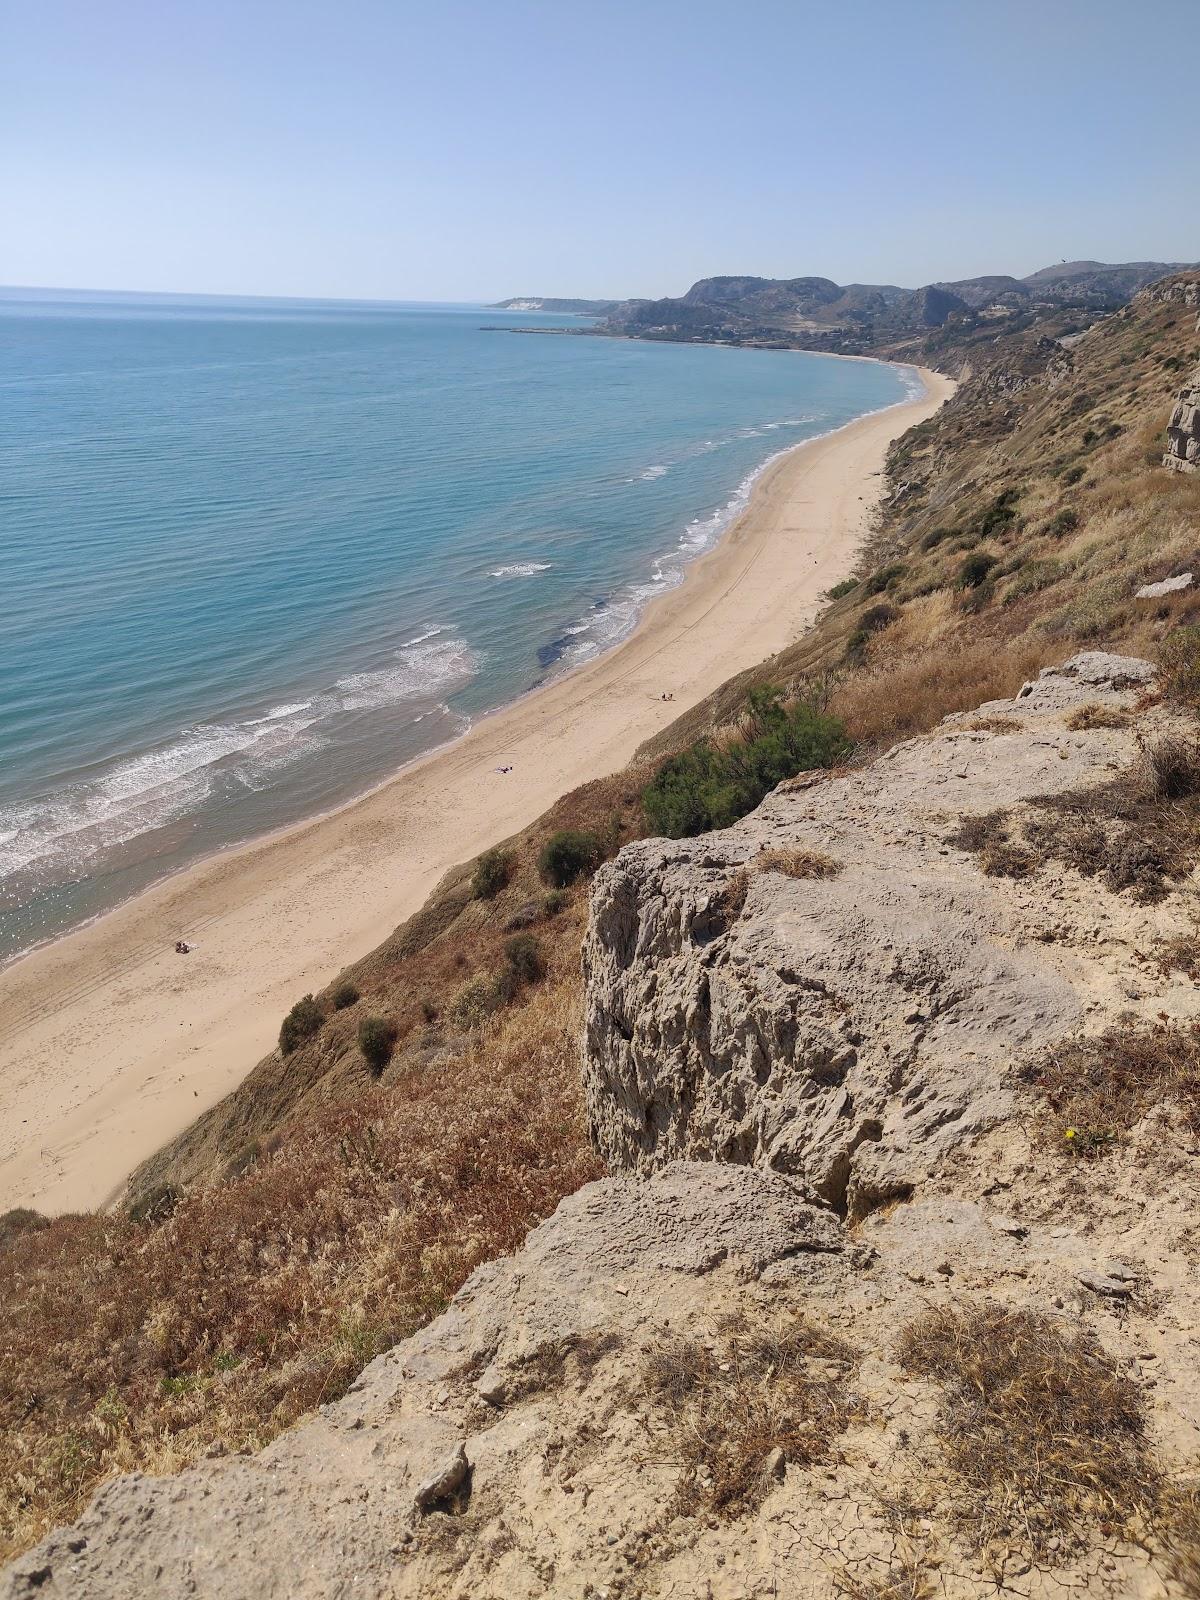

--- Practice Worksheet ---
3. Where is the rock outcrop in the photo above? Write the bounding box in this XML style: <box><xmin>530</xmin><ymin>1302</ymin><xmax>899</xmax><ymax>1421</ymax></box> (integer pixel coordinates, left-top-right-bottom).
<box><xmin>1145</xmin><ymin>274</ymin><xmax>1200</xmax><ymax>473</ymax></box>
<box><xmin>582</xmin><ymin>652</ymin><xmax>1181</xmax><ymax>1216</ymax></box>
<box><xmin>1164</xmin><ymin>363</ymin><xmax>1200</xmax><ymax>473</ymax></box>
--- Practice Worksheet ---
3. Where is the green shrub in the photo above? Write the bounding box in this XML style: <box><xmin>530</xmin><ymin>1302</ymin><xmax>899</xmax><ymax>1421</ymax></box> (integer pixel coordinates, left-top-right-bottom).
<box><xmin>0</xmin><ymin>1208</ymin><xmax>49</xmax><ymax>1253</ymax></box>
<box><xmin>960</xmin><ymin>577</ymin><xmax>996</xmax><ymax>614</ymax></box>
<box><xmin>542</xmin><ymin>888</ymin><xmax>567</xmax><ymax>917</ymax></box>
<box><xmin>539</xmin><ymin>829</ymin><xmax>604</xmax><ymax>887</ymax></box>
<box><xmin>843</xmin><ymin>629</ymin><xmax>870</xmax><ymax>658</ymax></box>
<box><xmin>826</xmin><ymin>577</ymin><xmax>858</xmax><ymax>600</ymax></box>
<box><xmin>472</xmin><ymin>846</ymin><xmax>515</xmax><ymax>900</ymax></box>
<box><xmin>504</xmin><ymin>932</ymin><xmax>545</xmax><ymax>985</ymax></box>
<box><xmin>1050</xmin><ymin>509</ymin><xmax>1080</xmax><ymax>536</ymax></box>
<box><xmin>331</xmin><ymin>980</ymin><xmax>359</xmax><ymax>1010</ymax></box>
<box><xmin>977</xmin><ymin>489</ymin><xmax>1019</xmax><ymax>538</ymax></box>
<box><xmin>642</xmin><ymin>688</ymin><xmax>850</xmax><ymax>840</ymax></box>
<box><xmin>859</xmin><ymin>602</ymin><xmax>898</xmax><ymax>633</ymax></box>
<box><xmin>920</xmin><ymin>526</ymin><xmax>955</xmax><ymax>550</ymax></box>
<box><xmin>863</xmin><ymin>563</ymin><xmax>906</xmax><ymax>596</ymax></box>
<box><xmin>1062</xmin><ymin>464</ymin><xmax>1086</xmax><ymax>485</ymax></box>
<box><xmin>1004</xmin><ymin>558</ymin><xmax>1062</xmax><ymax>604</ymax></box>
<box><xmin>279</xmin><ymin>994</ymin><xmax>324</xmax><ymax>1055</ymax></box>
<box><xmin>357</xmin><ymin>1014</ymin><xmax>397</xmax><ymax>1074</ymax></box>
<box><xmin>957</xmin><ymin>550</ymin><xmax>998</xmax><ymax>589</ymax></box>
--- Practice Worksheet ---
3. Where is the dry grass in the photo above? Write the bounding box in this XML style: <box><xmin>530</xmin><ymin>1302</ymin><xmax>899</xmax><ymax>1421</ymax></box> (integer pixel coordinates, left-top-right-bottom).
<box><xmin>947</xmin><ymin>743</ymin><xmax>1200</xmax><ymax>901</ymax></box>
<box><xmin>1066</xmin><ymin>702</ymin><xmax>1131</xmax><ymax>731</ymax></box>
<box><xmin>1143</xmin><ymin>733</ymin><xmax>1200</xmax><ymax>803</ymax></box>
<box><xmin>755</xmin><ymin>845</ymin><xmax>842</xmax><ymax>880</ymax></box>
<box><xmin>1020</xmin><ymin>1020</ymin><xmax>1200</xmax><ymax>1157</ymax></box>
<box><xmin>946</xmin><ymin>810</ymin><xmax>1038</xmax><ymax>879</ymax></box>
<box><xmin>497</xmin><ymin>1330</ymin><xmax>623</xmax><ymax>1406</ymax></box>
<box><xmin>0</xmin><ymin>974</ymin><xmax>601</xmax><ymax>1562</ymax></box>
<box><xmin>1155</xmin><ymin>932</ymin><xmax>1200</xmax><ymax>981</ymax></box>
<box><xmin>897</xmin><ymin>1303</ymin><xmax>1154</xmax><ymax>1561</ymax></box>
<box><xmin>833</xmin><ymin>1549</ymin><xmax>935</xmax><ymax>1600</ymax></box>
<box><xmin>1027</xmin><ymin>744</ymin><xmax>1200</xmax><ymax>902</ymax></box>
<box><xmin>1158</xmin><ymin>1481</ymin><xmax>1200</xmax><ymax>1596</ymax></box>
<box><xmin>639</xmin><ymin>1307</ymin><xmax>860</xmax><ymax>1518</ymax></box>
<box><xmin>829</xmin><ymin>640</ymin><xmax>1051</xmax><ymax>749</ymax></box>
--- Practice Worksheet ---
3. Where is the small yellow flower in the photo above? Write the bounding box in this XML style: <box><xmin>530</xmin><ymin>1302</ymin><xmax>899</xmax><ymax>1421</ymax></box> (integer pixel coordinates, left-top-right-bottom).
<box><xmin>1064</xmin><ymin>1128</ymin><xmax>1077</xmax><ymax>1139</ymax></box>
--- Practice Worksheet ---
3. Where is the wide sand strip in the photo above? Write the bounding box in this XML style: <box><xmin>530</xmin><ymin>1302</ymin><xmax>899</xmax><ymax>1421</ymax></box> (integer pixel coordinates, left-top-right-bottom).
<box><xmin>0</xmin><ymin>369</ymin><xmax>954</xmax><ymax>1214</ymax></box>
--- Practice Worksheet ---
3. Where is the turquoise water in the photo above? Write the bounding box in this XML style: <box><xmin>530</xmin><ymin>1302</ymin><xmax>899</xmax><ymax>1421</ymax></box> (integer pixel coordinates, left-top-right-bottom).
<box><xmin>0</xmin><ymin>289</ymin><xmax>915</xmax><ymax>959</ymax></box>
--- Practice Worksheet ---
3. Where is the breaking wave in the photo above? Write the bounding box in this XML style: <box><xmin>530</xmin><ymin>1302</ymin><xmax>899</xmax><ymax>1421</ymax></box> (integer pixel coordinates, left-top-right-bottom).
<box><xmin>0</xmin><ymin>631</ymin><xmax>476</xmax><ymax>888</ymax></box>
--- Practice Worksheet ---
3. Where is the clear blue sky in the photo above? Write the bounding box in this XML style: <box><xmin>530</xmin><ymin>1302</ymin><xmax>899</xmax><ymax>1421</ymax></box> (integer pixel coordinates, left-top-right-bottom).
<box><xmin>4</xmin><ymin>0</ymin><xmax>1197</xmax><ymax>301</ymax></box>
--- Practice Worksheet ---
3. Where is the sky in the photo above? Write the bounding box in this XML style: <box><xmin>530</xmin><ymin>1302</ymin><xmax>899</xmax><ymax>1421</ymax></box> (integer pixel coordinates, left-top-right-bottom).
<box><xmin>3</xmin><ymin>0</ymin><xmax>1198</xmax><ymax>303</ymax></box>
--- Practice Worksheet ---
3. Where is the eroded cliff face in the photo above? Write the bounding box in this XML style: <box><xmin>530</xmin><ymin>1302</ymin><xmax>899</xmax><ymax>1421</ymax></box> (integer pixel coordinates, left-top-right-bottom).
<box><xmin>582</xmin><ymin>653</ymin><xmax>1187</xmax><ymax>1213</ymax></box>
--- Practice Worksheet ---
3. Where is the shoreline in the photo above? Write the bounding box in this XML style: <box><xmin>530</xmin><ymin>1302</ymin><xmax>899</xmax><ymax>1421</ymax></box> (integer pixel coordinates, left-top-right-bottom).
<box><xmin>0</xmin><ymin>366</ymin><xmax>955</xmax><ymax>1214</ymax></box>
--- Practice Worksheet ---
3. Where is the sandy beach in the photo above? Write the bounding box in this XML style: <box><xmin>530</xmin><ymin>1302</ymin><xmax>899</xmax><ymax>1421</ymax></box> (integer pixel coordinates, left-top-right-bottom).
<box><xmin>0</xmin><ymin>367</ymin><xmax>953</xmax><ymax>1214</ymax></box>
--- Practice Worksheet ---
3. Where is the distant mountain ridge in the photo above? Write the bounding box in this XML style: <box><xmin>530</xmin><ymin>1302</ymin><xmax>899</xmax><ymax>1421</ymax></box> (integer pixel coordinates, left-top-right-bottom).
<box><xmin>596</xmin><ymin>261</ymin><xmax>1195</xmax><ymax>350</ymax></box>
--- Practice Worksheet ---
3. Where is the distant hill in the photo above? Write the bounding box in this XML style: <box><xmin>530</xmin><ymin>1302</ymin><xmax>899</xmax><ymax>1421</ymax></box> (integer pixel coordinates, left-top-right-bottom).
<box><xmin>491</xmin><ymin>297</ymin><xmax>618</xmax><ymax>315</ymax></box>
<box><xmin>591</xmin><ymin>259</ymin><xmax>1197</xmax><ymax>365</ymax></box>
<box><xmin>494</xmin><ymin>266</ymin><xmax>1194</xmax><ymax>340</ymax></box>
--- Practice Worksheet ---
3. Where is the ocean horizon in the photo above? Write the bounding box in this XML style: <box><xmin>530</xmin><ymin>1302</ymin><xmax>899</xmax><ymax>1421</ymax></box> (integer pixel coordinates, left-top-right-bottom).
<box><xmin>0</xmin><ymin>289</ymin><xmax>917</xmax><ymax>961</ymax></box>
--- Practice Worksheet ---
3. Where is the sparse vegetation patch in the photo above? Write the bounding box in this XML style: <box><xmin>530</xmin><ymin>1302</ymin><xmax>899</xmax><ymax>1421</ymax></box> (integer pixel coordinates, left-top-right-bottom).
<box><xmin>1020</xmin><ymin>1020</ymin><xmax>1200</xmax><ymax>1156</ymax></box>
<box><xmin>640</xmin><ymin>1308</ymin><xmax>860</xmax><ymax>1517</ymax></box>
<box><xmin>897</xmin><ymin>1303</ymin><xmax>1153</xmax><ymax>1561</ymax></box>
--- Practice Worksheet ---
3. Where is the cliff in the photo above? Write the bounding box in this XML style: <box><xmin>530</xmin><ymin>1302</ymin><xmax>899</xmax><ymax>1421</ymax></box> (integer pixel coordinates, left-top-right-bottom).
<box><xmin>9</xmin><ymin>653</ymin><xmax>1200</xmax><ymax>1599</ymax></box>
<box><xmin>6</xmin><ymin>267</ymin><xmax>1200</xmax><ymax>1587</ymax></box>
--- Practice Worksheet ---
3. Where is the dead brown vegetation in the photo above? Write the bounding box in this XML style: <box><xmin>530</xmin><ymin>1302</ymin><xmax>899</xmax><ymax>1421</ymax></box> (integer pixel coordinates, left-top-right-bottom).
<box><xmin>828</xmin><ymin>640</ymin><xmax>1050</xmax><ymax>749</ymax></box>
<box><xmin>946</xmin><ymin>740</ymin><xmax>1200</xmax><ymax>901</ymax></box>
<box><xmin>833</xmin><ymin>1548</ymin><xmax>935</xmax><ymax>1600</ymax></box>
<box><xmin>639</xmin><ymin>1307</ymin><xmax>861</xmax><ymax>1517</ymax></box>
<box><xmin>0</xmin><ymin>975</ymin><xmax>601</xmax><ymax>1562</ymax></box>
<box><xmin>755</xmin><ymin>845</ymin><xmax>842</xmax><ymax>879</ymax></box>
<box><xmin>897</xmin><ymin>1303</ymin><xmax>1154</xmax><ymax>1561</ymax></box>
<box><xmin>1066</xmin><ymin>701</ymin><xmax>1131</xmax><ymax>731</ymax></box>
<box><xmin>1020</xmin><ymin>1020</ymin><xmax>1200</xmax><ymax>1157</ymax></box>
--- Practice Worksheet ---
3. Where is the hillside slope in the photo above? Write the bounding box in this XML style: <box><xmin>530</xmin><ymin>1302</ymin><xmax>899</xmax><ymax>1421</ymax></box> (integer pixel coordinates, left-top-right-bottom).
<box><xmin>3</xmin><ymin>272</ymin><xmax>1200</xmax><ymax>1578</ymax></box>
<box><xmin>9</xmin><ymin>653</ymin><xmax>1200</xmax><ymax>1599</ymax></box>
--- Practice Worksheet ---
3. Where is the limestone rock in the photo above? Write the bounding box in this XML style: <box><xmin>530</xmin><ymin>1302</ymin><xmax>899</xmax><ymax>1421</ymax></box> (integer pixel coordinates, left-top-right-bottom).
<box><xmin>1163</xmin><ymin>374</ymin><xmax>1200</xmax><ymax>473</ymax></box>
<box><xmin>1137</xmin><ymin>571</ymin><xmax>1193</xmax><ymax>598</ymax></box>
<box><xmin>1160</xmin><ymin>297</ymin><xmax>1200</xmax><ymax>473</ymax></box>
<box><xmin>413</xmin><ymin>1442</ymin><xmax>469</xmax><ymax>1513</ymax></box>
<box><xmin>581</xmin><ymin>653</ymin><xmax>1161</xmax><ymax>1213</ymax></box>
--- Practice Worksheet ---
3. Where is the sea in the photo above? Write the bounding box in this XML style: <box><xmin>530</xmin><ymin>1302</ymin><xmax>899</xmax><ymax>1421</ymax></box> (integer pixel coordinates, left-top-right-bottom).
<box><xmin>0</xmin><ymin>288</ymin><xmax>918</xmax><ymax>961</ymax></box>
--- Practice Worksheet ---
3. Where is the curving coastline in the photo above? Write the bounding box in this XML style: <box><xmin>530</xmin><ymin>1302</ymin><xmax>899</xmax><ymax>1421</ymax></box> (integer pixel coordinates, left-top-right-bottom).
<box><xmin>0</xmin><ymin>367</ymin><xmax>954</xmax><ymax>1214</ymax></box>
